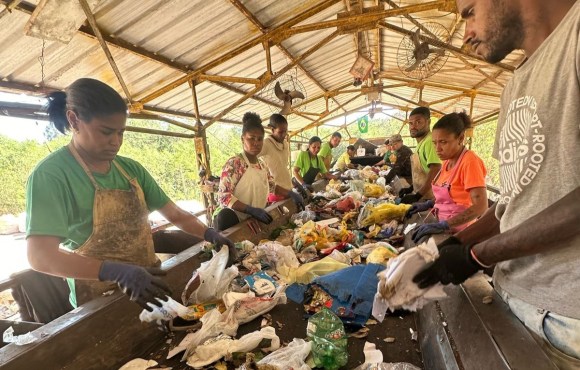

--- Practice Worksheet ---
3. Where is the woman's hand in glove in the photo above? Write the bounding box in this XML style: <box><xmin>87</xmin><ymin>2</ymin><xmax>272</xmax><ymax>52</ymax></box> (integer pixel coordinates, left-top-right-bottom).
<box><xmin>98</xmin><ymin>261</ymin><xmax>171</xmax><ymax>311</ymax></box>
<box><xmin>287</xmin><ymin>191</ymin><xmax>305</xmax><ymax>211</ymax></box>
<box><xmin>204</xmin><ymin>227</ymin><xmax>238</xmax><ymax>266</ymax></box>
<box><xmin>245</xmin><ymin>205</ymin><xmax>274</xmax><ymax>224</ymax></box>
<box><xmin>411</xmin><ymin>221</ymin><xmax>450</xmax><ymax>243</ymax></box>
<box><xmin>406</xmin><ymin>200</ymin><xmax>435</xmax><ymax>218</ymax></box>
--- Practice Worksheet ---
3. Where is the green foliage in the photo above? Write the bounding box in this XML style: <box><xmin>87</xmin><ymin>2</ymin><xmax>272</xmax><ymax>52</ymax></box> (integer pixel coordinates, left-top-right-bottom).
<box><xmin>0</xmin><ymin>116</ymin><xmax>500</xmax><ymax>215</ymax></box>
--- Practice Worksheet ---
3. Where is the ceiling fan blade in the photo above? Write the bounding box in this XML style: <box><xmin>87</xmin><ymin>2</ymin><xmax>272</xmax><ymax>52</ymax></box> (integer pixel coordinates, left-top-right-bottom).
<box><xmin>405</xmin><ymin>59</ymin><xmax>421</xmax><ymax>72</ymax></box>
<box><xmin>428</xmin><ymin>47</ymin><xmax>446</xmax><ymax>57</ymax></box>
<box><xmin>411</xmin><ymin>28</ymin><xmax>421</xmax><ymax>48</ymax></box>
<box><xmin>288</xmin><ymin>90</ymin><xmax>304</xmax><ymax>99</ymax></box>
<box><xmin>280</xmin><ymin>101</ymin><xmax>292</xmax><ymax>115</ymax></box>
<box><xmin>274</xmin><ymin>81</ymin><xmax>286</xmax><ymax>101</ymax></box>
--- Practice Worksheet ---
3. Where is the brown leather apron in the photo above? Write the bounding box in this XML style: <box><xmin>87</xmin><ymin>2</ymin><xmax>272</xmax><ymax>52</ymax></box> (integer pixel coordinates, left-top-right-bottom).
<box><xmin>411</xmin><ymin>152</ymin><xmax>434</xmax><ymax>200</ymax></box>
<box><xmin>68</xmin><ymin>144</ymin><xmax>159</xmax><ymax>305</ymax></box>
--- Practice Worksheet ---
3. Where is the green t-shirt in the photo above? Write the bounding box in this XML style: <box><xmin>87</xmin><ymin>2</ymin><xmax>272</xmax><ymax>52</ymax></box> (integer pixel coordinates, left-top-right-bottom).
<box><xmin>294</xmin><ymin>150</ymin><xmax>327</xmax><ymax>177</ymax></box>
<box><xmin>26</xmin><ymin>146</ymin><xmax>170</xmax><ymax>251</ymax></box>
<box><xmin>416</xmin><ymin>132</ymin><xmax>441</xmax><ymax>173</ymax></box>
<box><xmin>318</xmin><ymin>142</ymin><xmax>332</xmax><ymax>162</ymax></box>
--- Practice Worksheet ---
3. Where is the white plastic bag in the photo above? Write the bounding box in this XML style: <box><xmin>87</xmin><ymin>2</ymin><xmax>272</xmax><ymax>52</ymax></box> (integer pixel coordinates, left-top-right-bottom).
<box><xmin>256</xmin><ymin>338</ymin><xmax>312</xmax><ymax>370</ymax></box>
<box><xmin>138</xmin><ymin>297</ymin><xmax>188</xmax><ymax>325</ymax></box>
<box><xmin>186</xmin><ymin>326</ymin><xmax>280</xmax><ymax>368</ymax></box>
<box><xmin>372</xmin><ymin>239</ymin><xmax>447</xmax><ymax>321</ymax></box>
<box><xmin>182</xmin><ymin>246</ymin><xmax>238</xmax><ymax>305</ymax></box>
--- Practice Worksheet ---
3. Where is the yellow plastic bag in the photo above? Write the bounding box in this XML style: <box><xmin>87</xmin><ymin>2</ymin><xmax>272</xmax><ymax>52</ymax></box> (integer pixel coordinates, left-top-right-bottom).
<box><xmin>363</xmin><ymin>183</ymin><xmax>385</xmax><ymax>198</ymax></box>
<box><xmin>366</xmin><ymin>245</ymin><xmax>399</xmax><ymax>265</ymax></box>
<box><xmin>280</xmin><ymin>257</ymin><xmax>349</xmax><ymax>284</ymax></box>
<box><xmin>357</xmin><ymin>202</ymin><xmax>411</xmax><ymax>228</ymax></box>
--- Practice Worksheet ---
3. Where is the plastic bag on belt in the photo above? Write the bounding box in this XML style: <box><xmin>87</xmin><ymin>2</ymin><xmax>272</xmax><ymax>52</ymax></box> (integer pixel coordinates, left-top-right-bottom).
<box><xmin>372</xmin><ymin>238</ymin><xmax>447</xmax><ymax>321</ymax></box>
<box><xmin>357</xmin><ymin>201</ymin><xmax>410</xmax><ymax>228</ymax></box>
<box><xmin>254</xmin><ymin>338</ymin><xmax>312</xmax><ymax>370</ymax></box>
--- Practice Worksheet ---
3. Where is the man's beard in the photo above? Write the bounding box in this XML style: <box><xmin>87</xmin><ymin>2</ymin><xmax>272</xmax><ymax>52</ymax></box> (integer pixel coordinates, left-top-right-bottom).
<box><xmin>483</xmin><ymin>1</ymin><xmax>524</xmax><ymax>63</ymax></box>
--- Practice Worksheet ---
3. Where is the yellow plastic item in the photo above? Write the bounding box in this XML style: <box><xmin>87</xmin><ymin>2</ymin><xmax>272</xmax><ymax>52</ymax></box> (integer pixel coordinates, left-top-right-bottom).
<box><xmin>358</xmin><ymin>202</ymin><xmax>411</xmax><ymax>227</ymax></box>
<box><xmin>367</xmin><ymin>246</ymin><xmax>399</xmax><ymax>265</ymax></box>
<box><xmin>364</xmin><ymin>183</ymin><xmax>385</xmax><ymax>198</ymax></box>
<box><xmin>280</xmin><ymin>256</ymin><xmax>349</xmax><ymax>284</ymax></box>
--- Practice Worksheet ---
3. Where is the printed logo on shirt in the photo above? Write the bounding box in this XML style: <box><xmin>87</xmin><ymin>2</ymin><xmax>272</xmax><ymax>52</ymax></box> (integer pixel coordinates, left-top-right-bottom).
<box><xmin>498</xmin><ymin>95</ymin><xmax>545</xmax><ymax>204</ymax></box>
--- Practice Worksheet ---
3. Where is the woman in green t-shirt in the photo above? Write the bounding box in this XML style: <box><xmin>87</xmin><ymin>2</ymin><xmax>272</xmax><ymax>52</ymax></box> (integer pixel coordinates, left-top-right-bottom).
<box><xmin>292</xmin><ymin>136</ymin><xmax>336</xmax><ymax>191</ymax></box>
<box><xmin>26</xmin><ymin>78</ymin><xmax>236</xmax><ymax>310</ymax></box>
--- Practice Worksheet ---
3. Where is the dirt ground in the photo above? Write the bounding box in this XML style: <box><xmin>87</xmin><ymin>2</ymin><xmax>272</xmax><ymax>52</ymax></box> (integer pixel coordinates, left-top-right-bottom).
<box><xmin>0</xmin><ymin>290</ymin><xmax>19</xmax><ymax>320</ymax></box>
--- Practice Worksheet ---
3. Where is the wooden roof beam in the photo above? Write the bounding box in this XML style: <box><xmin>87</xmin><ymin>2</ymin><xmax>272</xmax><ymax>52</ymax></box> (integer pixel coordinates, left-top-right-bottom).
<box><xmin>202</xmin><ymin>31</ymin><xmax>339</xmax><ymax>130</ymax></box>
<box><xmin>382</xmin><ymin>89</ymin><xmax>445</xmax><ymax>115</ymax></box>
<box><xmin>139</xmin><ymin>0</ymin><xmax>341</xmax><ymax>104</ymax></box>
<box><xmin>198</xmin><ymin>74</ymin><xmax>260</xmax><ymax>85</ymax></box>
<box><xmin>79</xmin><ymin>0</ymin><xmax>133</xmax><ymax>103</ymax></box>
<box><xmin>227</xmin><ymin>0</ymin><xmax>347</xmax><ymax>114</ymax></box>
<box><xmin>291</xmin><ymin>93</ymin><xmax>363</xmax><ymax>136</ymax></box>
<box><xmin>473</xmin><ymin>109</ymin><xmax>500</xmax><ymax>125</ymax></box>
<box><xmin>378</xmin><ymin>73</ymin><xmax>501</xmax><ymax>98</ymax></box>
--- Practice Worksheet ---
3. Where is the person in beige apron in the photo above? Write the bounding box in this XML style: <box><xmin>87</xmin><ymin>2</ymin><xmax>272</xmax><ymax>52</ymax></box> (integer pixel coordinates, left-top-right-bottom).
<box><xmin>25</xmin><ymin>78</ymin><xmax>236</xmax><ymax>312</ymax></box>
<box><xmin>399</xmin><ymin>107</ymin><xmax>441</xmax><ymax>204</ymax></box>
<box><xmin>214</xmin><ymin>112</ymin><xmax>303</xmax><ymax>231</ymax></box>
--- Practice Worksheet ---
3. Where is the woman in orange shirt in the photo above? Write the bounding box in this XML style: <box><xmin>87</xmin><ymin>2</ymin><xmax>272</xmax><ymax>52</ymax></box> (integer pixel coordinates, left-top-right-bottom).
<box><xmin>408</xmin><ymin>112</ymin><xmax>488</xmax><ymax>243</ymax></box>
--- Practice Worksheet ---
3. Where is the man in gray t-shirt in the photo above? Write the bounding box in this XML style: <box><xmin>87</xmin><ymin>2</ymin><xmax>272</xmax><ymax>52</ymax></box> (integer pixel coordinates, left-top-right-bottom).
<box><xmin>411</xmin><ymin>0</ymin><xmax>580</xmax><ymax>367</ymax></box>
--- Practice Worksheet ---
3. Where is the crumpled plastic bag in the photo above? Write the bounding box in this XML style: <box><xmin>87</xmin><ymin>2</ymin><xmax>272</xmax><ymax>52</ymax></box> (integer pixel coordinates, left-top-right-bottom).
<box><xmin>186</xmin><ymin>326</ymin><xmax>280</xmax><ymax>368</ymax></box>
<box><xmin>372</xmin><ymin>239</ymin><xmax>447</xmax><ymax>321</ymax></box>
<box><xmin>357</xmin><ymin>201</ymin><xmax>410</xmax><ymax>228</ymax></box>
<box><xmin>282</xmin><ymin>256</ymin><xmax>349</xmax><ymax>284</ymax></box>
<box><xmin>360</xmin><ymin>166</ymin><xmax>378</xmax><ymax>181</ymax></box>
<box><xmin>138</xmin><ymin>296</ymin><xmax>189</xmax><ymax>325</ymax></box>
<box><xmin>351</xmin><ymin>341</ymin><xmax>421</xmax><ymax>370</ymax></box>
<box><xmin>227</xmin><ymin>285</ymin><xmax>288</xmax><ymax>324</ymax></box>
<box><xmin>182</xmin><ymin>246</ymin><xmax>239</xmax><ymax>305</ymax></box>
<box><xmin>256</xmin><ymin>241</ymin><xmax>300</xmax><ymax>275</ymax></box>
<box><xmin>2</xmin><ymin>326</ymin><xmax>36</xmax><ymax>345</ymax></box>
<box><xmin>118</xmin><ymin>358</ymin><xmax>158</xmax><ymax>370</ymax></box>
<box><xmin>255</xmin><ymin>338</ymin><xmax>312</xmax><ymax>370</ymax></box>
<box><xmin>291</xmin><ymin>210</ymin><xmax>317</xmax><ymax>224</ymax></box>
<box><xmin>366</xmin><ymin>244</ymin><xmax>399</xmax><ymax>265</ymax></box>
<box><xmin>344</xmin><ymin>169</ymin><xmax>361</xmax><ymax>180</ymax></box>
<box><xmin>364</xmin><ymin>183</ymin><xmax>385</xmax><ymax>198</ymax></box>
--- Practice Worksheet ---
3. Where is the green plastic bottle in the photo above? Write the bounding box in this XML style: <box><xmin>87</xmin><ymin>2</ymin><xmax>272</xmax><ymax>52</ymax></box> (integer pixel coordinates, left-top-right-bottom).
<box><xmin>306</xmin><ymin>308</ymin><xmax>348</xmax><ymax>369</ymax></box>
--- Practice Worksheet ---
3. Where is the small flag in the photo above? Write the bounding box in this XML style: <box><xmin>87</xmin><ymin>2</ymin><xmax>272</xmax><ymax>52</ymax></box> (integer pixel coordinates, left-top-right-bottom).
<box><xmin>357</xmin><ymin>115</ymin><xmax>369</xmax><ymax>133</ymax></box>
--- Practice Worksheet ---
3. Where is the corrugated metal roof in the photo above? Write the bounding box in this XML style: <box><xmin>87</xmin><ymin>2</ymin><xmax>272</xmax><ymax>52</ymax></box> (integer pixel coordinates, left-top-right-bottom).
<box><xmin>0</xmin><ymin>0</ymin><xmax>524</xmax><ymax>133</ymax></box>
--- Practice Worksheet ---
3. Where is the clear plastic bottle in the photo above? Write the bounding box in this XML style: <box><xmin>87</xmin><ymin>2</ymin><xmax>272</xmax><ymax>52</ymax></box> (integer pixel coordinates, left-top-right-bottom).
<box><xmin>306</xmin><ymin>308</ymin><xmax>348</xmax><ymax>369</ymax></box>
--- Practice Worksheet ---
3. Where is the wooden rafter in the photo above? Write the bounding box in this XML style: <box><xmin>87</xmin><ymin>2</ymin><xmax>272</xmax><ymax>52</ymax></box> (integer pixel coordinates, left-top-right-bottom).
<box><xmin>202</xmin><ymin>31</ymin><xmax>339</xmax><ymax>130</ymax></box>
<box><xmin>227</xmin><ymin>0</ymin><xmax>347</xmax><ymax>114</ymax></box>
<box><xmin>473</xmin><ymin>109</ymin><xmax>500</xmax><ymax>125</ymax></box>
<box><xmin>378</xmin><ymin>73</ymin><xmax>501</xmax><ymax>98</ymax></box>
<box><xmin>79</xmin><ymin>0</ymin><xmax>132</xmax><ymax>103</ymax></box>
<box><xmin>382</xmin><ymin>89</ymin><xmax>445</xmax><ymax>115</ymax></box>
<box><xmin>292</xmin><ymin>93</ymin><xmax>363</xmax><ymax>135</ymax></box>
<box><xmin>429</xmin><ymin>92</ymin><xmax>467</xmax><ymax>106</ymax></box>
<box><xmin>138</xmin><ymin>0</ymin><xmax>341</xmax><ymax>104</ymax></box>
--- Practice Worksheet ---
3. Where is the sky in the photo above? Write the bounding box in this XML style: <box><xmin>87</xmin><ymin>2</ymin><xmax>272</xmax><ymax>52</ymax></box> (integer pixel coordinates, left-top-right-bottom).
<box><xmin>0</xmin><ymin>91</ymin><xmax>49</xmax><ymax>142</ymax></box>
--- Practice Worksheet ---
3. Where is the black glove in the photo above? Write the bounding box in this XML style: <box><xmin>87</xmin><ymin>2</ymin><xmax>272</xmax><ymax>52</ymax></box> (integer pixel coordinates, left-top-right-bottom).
<box><xmin>98</xmin><ymin>261</ymin><xmax>171</xmax><ymax>311</ymax></box>
<box><xmin>287</xmin><ymin>190</ymin><xmax>305</xmax><ymax>211</ymax></box>
<box><xmin>398</xmin><ymin>187</ymin><xmax>413</xmax><ymax>198</ymax></box>
<box><xmin>436</xmin><ymin>236</ymin><xmax>462</xmax><ymax>251</ymax></box>
<box><xmin>384</xmin><ymin>170</ymin><xmax>397</xmax><ymax>185</ymax></box>
<box><xmin>400</xmin><ymin>192</ymin><xmax>423</xmax><ymax>204</ymax></box>
<box><xmin>412</xmin><ymin>243</ymin><xmax>483</xmax><ymax>289</ymax></box>
<box><xmin>204</xmin><ymin>227</ymin><xmax>238</xmax><ymax>266</ymax></box>
<box><xmin>245</xmin><ymin>205</ymin><xmax>274</xmax><ymax>224</ymax></box>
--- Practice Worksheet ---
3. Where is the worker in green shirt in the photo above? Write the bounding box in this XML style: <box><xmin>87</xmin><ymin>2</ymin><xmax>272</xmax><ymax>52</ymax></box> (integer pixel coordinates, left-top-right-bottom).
<box><xmin>318</xmin><ymin>131</ymin><xmax>342</xmax><ymax>171</ymax></box>
<box><xmin>293</xmin><ymin>136</ymin><xmax>337</xmax><ymax>192</ymax></box>
<box><xmin>399</xmin><ymin>107</ymin><xmax>442</xmax><ymax>204</ymax></box>
<box><xmin>25</xmin><ymin>78</ymin><xmax>236</xmax><ymax>310</ymax></box>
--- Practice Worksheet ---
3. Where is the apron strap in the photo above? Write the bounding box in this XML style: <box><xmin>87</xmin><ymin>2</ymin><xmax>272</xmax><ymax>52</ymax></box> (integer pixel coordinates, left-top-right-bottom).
<box><xmin>67</xmin><ymin>143</ymin><xmax>101</xmax><ymax>190</ymax></box>
<box><xmin>112</xmin><ymin>161</ymin><xmax>133</xmax><ymax>182</ymax></box>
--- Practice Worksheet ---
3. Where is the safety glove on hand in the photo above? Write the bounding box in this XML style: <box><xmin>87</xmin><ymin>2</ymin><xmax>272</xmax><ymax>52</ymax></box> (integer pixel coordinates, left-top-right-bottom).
<box><xmin>398</xmin><ymin>187</ymin><xmax>413</xmax><ymax>198</ymax></box>
<box><xmin>412</xmin><ymin>242</ymin><xmax>484</xmax><ymax>289</ymax></box>
<box><xmin>287</xmin><ymin>190</ymin><xmax>305</xmax><ymax>211</ymax></box>
<box><xmin>406</xmin><ymin>200</ymin><xmax>435</xmax><ymax>218</ymax></box>
<box><xmin>204</xmin><ymin>227</ymin><xmax>238</xmax><ymax>267</ymax></box>
<box><xmin>98</xmin><ymin>261</ymin><xmax>171</xmax><ymax>311</ymax></box>
<box><xmin>400</xmin><ymin>192</ymin><xmax>423</xmax><ymax>204</ymax></box>
<box><xmin>245</xmin><ymin>205</ymin><xmax>274</xmax><ymax>224</ymax></box>
<box><xmin>411</xmin><ymin>221</ymin><xmax>450</xmax><ymax>243</ymax></box>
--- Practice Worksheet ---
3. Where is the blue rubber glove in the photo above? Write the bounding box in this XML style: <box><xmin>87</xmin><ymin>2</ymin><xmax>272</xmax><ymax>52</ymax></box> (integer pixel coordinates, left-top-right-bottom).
<box><xmin>406</xmin><ymin>200</ymin><xmax>435</xmax><ymax>218</ymax></box>
<box><xmin>245</xmin><ymin>205</ymin><xmax>273</xmax><ymax>224</ymax></box>
<box><xmin>413</xmin><ymin>242</ymin><xmax>483</xmax><ymax>288</ymax></box>
<box><xmin>98</xmin><ymin>261</ymin><xmax>171</xmax><ymax>311</ymax></box>
<box><xmin>411</xmin><ymin>221</ymin><xmax>450</xmax><ymax>243</ymax></box>
<box><xmin>204</xmin><ymin>228</ymin><xmax>238</xmax><ymax>266</ymax></box>
<box><xmin>287</xmin><ymin>190</ymin><xmax>305</xmax><ymax>211</ymax></box>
